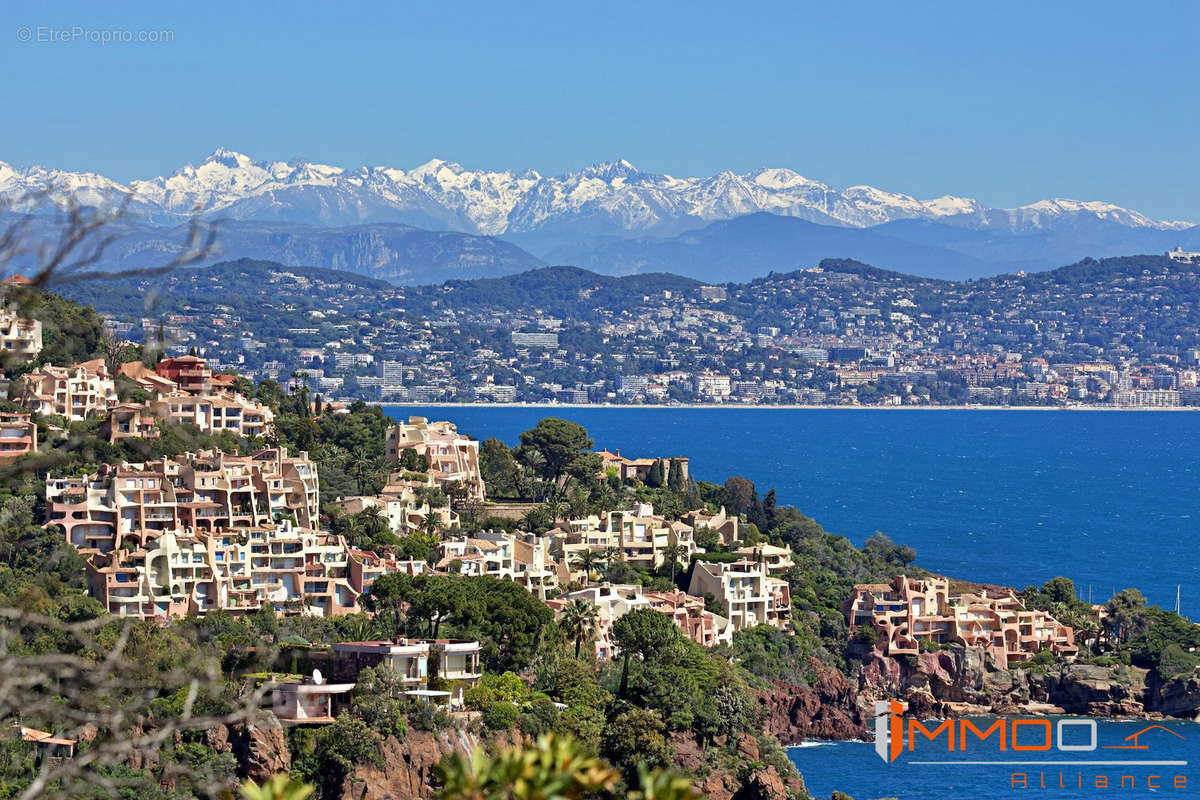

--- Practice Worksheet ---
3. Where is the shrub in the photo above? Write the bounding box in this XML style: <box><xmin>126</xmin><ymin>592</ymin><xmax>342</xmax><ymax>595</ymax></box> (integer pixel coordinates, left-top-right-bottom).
<box><xmin>482</xmin><ymin>701</ymin><xmax>520</xmax><ymax>731</ymax></box>
<box><xmin>517</xmin><ymin>697</ymin><xmax>561</xmax><ymax>738</ymax></box>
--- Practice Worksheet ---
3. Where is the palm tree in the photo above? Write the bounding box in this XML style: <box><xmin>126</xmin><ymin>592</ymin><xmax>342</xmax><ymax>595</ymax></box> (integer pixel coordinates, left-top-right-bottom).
<box><xmin>359</xmin><ymin>504</ymin><xmax>390</xmax><ymax>537</ymax></box>
<box><xmin>421</xmin><ymin>511</ymin><xmax>440</xmax><ymax>540</ymax></box>
<box><xmin>660</xmin><ymin>543</ymin><xmax>686</xmax><ymax>585</ymax></box>
<box><xmin>570</xmin><ymin>549</ymin><xmax>601</xmax><ymax>585</ymax></box>
<box><xmin>559</xmin><ymin>598</ymin><xmax>599</xmax><ymax>658</ymax></box>
<box><xmin>600</xmin><ymin>546</ymin><xmax>621</xmax><ymax>568</ymax></box>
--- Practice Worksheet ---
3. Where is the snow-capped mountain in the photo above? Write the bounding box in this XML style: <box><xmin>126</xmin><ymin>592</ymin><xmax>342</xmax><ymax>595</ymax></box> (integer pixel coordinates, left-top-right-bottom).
<box><xmin>1</xmin><ymin>149</ymin><xmax>1191</xmax><ymax>237</ymax></box>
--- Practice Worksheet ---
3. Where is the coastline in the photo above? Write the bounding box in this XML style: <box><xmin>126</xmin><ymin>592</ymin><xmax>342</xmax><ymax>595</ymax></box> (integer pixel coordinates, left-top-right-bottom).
<box><xmin>372</xmin><ymin>401</ymin><xmax>1200</xmax><ymax>411</ymax></box>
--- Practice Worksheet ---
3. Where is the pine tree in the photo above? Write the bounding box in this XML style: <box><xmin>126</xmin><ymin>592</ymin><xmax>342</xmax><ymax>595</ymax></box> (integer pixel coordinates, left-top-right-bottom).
<box><xmin>646</xmin><ymin>458</ymin><xmax>665</xmax><ymax>488</ymax></box>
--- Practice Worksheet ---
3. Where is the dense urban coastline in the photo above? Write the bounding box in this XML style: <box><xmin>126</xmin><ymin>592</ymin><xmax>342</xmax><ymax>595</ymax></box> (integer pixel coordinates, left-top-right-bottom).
<box><xmin>0</xmin><ymin>277</ymin><xmax>1195</xmax><ymax>800</ymax></box>
<box><xmin>374</xmin><ymin>401</ymin><xmax>1200</xmax><ymax>411</ymax></box>
<box><xmin>64</xmin><ymin>252</ymin><xmax>1200</xmax><ymax>411</ymax></box>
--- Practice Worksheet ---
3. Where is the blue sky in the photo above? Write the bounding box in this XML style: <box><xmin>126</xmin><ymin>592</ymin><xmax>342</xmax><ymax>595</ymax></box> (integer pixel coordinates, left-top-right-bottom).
<box><xmin>2</xmin><ymin>1</ymin><xmax>1197</xmax><ymax>220</ymax></box>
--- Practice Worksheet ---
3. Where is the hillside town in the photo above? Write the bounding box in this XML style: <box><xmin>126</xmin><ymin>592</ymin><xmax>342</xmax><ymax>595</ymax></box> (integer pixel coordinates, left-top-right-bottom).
<box><xmin>72</xmin><ymin>252</ymin><xmax>1200</xmax><ymax>408</ymax></box>
<box><xmin>3</xmin><ymin>274</ymin><xmax>1198</xmax><ymax>800</ymax></box>
<box><xmin>0</xmin><ymin>275</ymin><xmax>1084</xmax><ymax>676</ymax></box>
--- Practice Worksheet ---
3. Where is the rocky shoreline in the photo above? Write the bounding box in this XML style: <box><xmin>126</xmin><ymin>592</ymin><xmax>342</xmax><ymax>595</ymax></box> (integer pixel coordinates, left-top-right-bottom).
<box><xmin>754</xmin><ymin>648</ymin><xmax>1200</xmax><ymax>753</ymax></box>
<box><xmin>852</xmin><ymin>646</ymin><xmax>1200</xmax><ymax>725</ymax></box>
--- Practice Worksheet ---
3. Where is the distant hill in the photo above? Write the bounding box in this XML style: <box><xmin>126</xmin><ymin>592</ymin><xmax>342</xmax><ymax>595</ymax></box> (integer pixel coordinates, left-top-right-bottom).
<box><xmin>873</xmin><ymin>217</ymin><xmax>1200</xmax><ymax>275</ymax></box>
<box><xmin>401</xmin><ymin>266</ymin><xmax>700</xmax><ymax>320</ymax></box>
<box><xmin>1</xmin><ymin>215</ymin><xmax>546</xmax><ymax>286</ymax></box>
<box><xmin>545</xmin><ymin>212</ymin><xmax>992</xmax><ymax>281</ymax></box>
<box><xmin>64</xmin><ymin>259</ymin><xmax>401</xmax><ymax>320</ymax></box>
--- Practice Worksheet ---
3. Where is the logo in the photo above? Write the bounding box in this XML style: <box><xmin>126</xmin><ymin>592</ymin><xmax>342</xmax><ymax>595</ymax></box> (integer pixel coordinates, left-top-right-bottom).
<box><xmin>874</xmin><ymin>700</ymin><xmax>905</xmax><ymax>763</ymax></box>
<box><xmin>871</xmin><ymin>701</ymin><xmax>1190</xmax><ymax>790</ymax></box>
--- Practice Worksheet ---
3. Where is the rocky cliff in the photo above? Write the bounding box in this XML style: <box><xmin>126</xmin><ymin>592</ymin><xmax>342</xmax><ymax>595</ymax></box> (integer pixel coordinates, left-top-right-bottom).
<box><xmin>857</xmin><ymin>645</ymin><xmax>1200</xmax><ymax>721</ymax></box>
<box><xmin>338</xmin><ymin>727</ymin><xmax>487</xmax><ymax>800</ymax></box>
<box><xmin>757</xmin><ymin>658</ymin><xmax>866</xmax><ymax>744</ymax></box>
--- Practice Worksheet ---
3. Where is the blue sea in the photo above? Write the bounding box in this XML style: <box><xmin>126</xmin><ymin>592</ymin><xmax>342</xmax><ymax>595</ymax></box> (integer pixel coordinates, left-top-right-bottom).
<box><xmin>385</xmin><ymin>406</ymin><xmax>1200</xmax><ymax>798</ymax></box>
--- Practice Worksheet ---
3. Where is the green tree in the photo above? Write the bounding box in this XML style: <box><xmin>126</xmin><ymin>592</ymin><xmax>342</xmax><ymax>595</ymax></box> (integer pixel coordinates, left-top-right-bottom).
<box><xmin>601</xmin><ymin>708</ymin><xmax>673</xmax><ymax>784</ymax></box>
<box><xmin>612</xmin><ymin>609</ymin><xmax>680</xmax><ymax>697</ymax></box>
<box><xmin>570</xmin><ymin>549</ymin><xmax>603</xmax><ymax>586</ymax></box>
<box><xmin>646</xmin><ymin>459</ymin><xmax>665</xmax><ymax>488</ymax></box>
<box><xmin>660</xmin><ymin>543</ymin><xmax>686</xmax><ymax>585</ymax></box>
<box><xmin>516</xmin><ymin>419</ymin><xmax>601</xmax><ymax>500</ymax></box>
<box><xmin>313</xmin><ymin>715</ymin><xmax>381</xmax><ymax>793</ymax></box>
<box><xmin>559</xmin><ymin>598</ymin><xmax>599</xmax><ymax>659</ymax></box>
<box><xmin>479</xmin><ymin>438</ymin><xmax>519</xmax><ymax>499</ymax></box>
<box><xmin>667</xmin><ymin>459</ymin><xmax>687</xmax><ymax>493</ymax></box>
<box><xmin>1104</xmin><ymin>588</ymin><xmax>1148</xmax><ymax>644</ymax></box>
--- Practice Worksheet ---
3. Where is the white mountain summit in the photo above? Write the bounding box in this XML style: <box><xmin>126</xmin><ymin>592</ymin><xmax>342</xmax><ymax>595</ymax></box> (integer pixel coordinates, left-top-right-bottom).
<box><xmin>0</xmin><ymin>149</ymin><xmax>1191</xmax><ymax>235</ymax></box>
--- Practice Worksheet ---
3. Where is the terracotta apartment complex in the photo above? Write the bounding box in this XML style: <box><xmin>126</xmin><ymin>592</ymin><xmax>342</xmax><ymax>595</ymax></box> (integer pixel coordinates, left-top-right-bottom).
<box><xmin>845</xmin><ymin>574</ymin><xmax>1078</xmax><ymax>668</ymax></box>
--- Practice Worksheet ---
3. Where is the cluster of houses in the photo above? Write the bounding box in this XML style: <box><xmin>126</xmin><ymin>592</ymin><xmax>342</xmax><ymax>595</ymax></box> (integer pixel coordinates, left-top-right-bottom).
<box><xmin>38</xmin><ymin>398</ymin><xmax>799</xmax><ymax>656</ymax></box>
<box><xmin>21</xmin><ymin>354</ymin><xmax>277</xmax><ymax>439</ymax></box>
<box><xmin>844</xmin><ymin>574</ymin><xmax>1078</xmax><ymax>668</ymax></box>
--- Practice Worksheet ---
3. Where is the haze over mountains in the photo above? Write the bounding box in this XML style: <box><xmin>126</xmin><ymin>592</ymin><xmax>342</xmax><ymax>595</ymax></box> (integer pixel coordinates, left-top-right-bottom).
<box><xmin>2</xmin><ymin>149</ymin><xmax>1197</xmax><ymax>284</ymax></box>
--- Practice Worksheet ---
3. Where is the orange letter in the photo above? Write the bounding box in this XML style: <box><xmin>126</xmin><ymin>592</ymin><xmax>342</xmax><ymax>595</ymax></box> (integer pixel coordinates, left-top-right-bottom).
<box><xmin>960</xmin><ymin>719</ymin><xmax>1006</xmax><ymax>750</ymax></box>
<box><xmin>1012</xmin><ymin>719</ymin><xmax>1051</xmax><ymax>751</ymax></box>
<box><xmin>909</xmin><ymin>719</ymin><xmax>955</xmax><ymax>751</ymax></box>
<box><xmin>1011</xmin><ymin>773</ymin><xmax>1026</xmax><ymax>788</ymax></box>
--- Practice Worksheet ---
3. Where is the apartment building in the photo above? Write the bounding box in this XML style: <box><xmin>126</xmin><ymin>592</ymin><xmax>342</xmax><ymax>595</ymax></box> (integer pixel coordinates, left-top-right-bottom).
<box><xmin>557</xmin><ymin>506</ymin><xmax>698</xmax><ymax>573</ymax></box>
<box><xmin>844</xmin><ymin>575</ymin><xmax>1078</xmax><ymax>669</ymax></box>
<box><xmin>103</xmin><ymin>403</ymin><xmax>161</xmax><ymax>442</ymax></box>
<box><xmin>681</xmin><ymin>506</ymin><xmax>740</xmax><ymax>546</ymax></box>
<box><xmin>147</xmin><ymin>392</ymin><xmax>274</xmax><ymax>438</ymax></box>
<box><xmin>0</xmin><ymin>307</ymin><xmax>42</xmax><ymax>363</ymax></box>
<box><xmin>85</xmin><ymin>521</ymin><xmax>362</xmax><ymax>620</ymax></box>
<box><xmin>22</xmin><ymin>360</ymin><xmax>117</xmax><ymax>420</ymax></box>
<box><xmin>548</xmin><ymin>583</ymin><xmax>731</xmax><ymax>659</ymax></box>
<box><xmin>347</xmin><ymin>549</ymin><xmax>432</xmax><ymax>596</ymax></box>
<box><xmin>384</xmin><ymin>417</ymin><xmax>484</xmax><ymax>501</ymax></box>
<box><xmin>333</xmin><ymin>484</ymin><xmax>456</xmax><ymax>536</ymax></box>
<box><xmin>642</xmin><ymin>588</ymin><xmax>731</xmax><ymax>648</ymax></box>
<box><xmin>732</xmin><ymin>543</ymin><xmax>795</xmax><ymax>576</ymax></box>
<box><xmin>506</xmin><ymin>531</ymin><xmax>565</xmax><ymax>600</ymax></box>
<box><xmin>46</xmin><ymin>447</ymin><xmax>320</xmax><ymax>553</ymax></box>
<box><xmin>0</xmin><ymin>411</ymin><xmax>36</xmax><ymax>461</ymax></box>
<box><xmin>693</xmin><ymin>371</ymin><xmax>732</xmax><ymax>399</ymax></box>
<box><xmin>154</xmin><ymin>354</ymin><xmax>213</xmax><ymax>395</ymax></box>
<box><xmin>437</xmin><ymin>535</ymin><xmax>514</xmax><ymax>579</ymax></box>
<box><xmin>687</xmin><ymin>558</ymin><xmax>792</xmax><ymax>632</ymax></box>
<box><xmin>118</xmin><ymin>361</ymin><xmax>181</xmax><ymax>394</ymax></box>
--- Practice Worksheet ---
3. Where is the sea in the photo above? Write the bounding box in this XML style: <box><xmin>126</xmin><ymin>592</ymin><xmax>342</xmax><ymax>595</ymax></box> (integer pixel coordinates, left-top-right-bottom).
<box><xmin>383</xmin><ymin>405</ymin><xmax>1200</xmax><ymax>798</ymax></box>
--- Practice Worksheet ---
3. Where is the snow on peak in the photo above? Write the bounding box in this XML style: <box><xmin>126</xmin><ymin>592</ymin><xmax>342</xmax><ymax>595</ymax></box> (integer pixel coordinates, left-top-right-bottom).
<box><xmin>0</xmin><ymin>152</ymin><xmax>1190</xmax><ymax>234</ymax></box>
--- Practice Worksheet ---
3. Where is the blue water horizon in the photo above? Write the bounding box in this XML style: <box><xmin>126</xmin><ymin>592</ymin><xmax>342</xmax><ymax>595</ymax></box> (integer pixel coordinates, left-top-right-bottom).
<box><xmin>383</xmin><ymin>406</ymin><xmax>1197</xmax><ymax>612</ymax></box>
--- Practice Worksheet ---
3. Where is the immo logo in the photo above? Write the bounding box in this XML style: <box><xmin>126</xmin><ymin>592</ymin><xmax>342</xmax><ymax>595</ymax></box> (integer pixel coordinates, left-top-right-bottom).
<box><xmin>874</xmin><ymin>700</ymin><xmax>905</xmax><ymax>763</ymax></box>
<box><xmin>872</xmin><ymin>700</ymin><xmax>1190</xmax><ymax>790</ymax></box>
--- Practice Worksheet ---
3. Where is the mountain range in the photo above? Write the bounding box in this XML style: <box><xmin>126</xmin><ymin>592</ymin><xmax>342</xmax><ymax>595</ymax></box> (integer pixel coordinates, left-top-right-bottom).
<box><xmin>2</xmin><ymin>149</ymin><xmax>1197</xmax><ymax>283</ymax></box>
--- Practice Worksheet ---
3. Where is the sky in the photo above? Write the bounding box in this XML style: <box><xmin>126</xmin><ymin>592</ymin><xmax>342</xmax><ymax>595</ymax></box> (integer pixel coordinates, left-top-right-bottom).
<box><xmin>2</xmin><ymin>1</ymin><xmax>1198</xmax><ymax>221</ymax></box>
